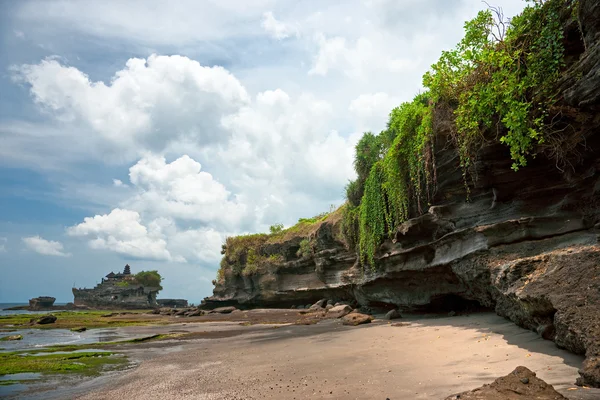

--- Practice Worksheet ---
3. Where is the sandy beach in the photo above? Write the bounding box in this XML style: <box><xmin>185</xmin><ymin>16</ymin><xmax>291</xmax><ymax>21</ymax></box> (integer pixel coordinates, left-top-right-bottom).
<box><xmin>20</xmin><ymin>311</ymin><xmax>596</xmax><ymax>400</ymax></box>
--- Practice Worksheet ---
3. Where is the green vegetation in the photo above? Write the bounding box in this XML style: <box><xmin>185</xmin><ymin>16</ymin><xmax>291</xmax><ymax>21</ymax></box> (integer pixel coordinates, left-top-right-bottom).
<box><xmin>269</xmin><ymin>223</ymin><xmax>284</xmax><ymax>234</ymax></box>
<box><xmin>0</xmin><ymin>351</ymin><xmax>125</xmax><ymax>376</ymax></box>
<box><xmin>340</xmin><ymin>0</ymin><xmax>572</xmax><ymax>268</ymax></box>
<box><xmin>216</xmin><ymin>211</ymin><xmax>337</xmax><ymax>282</ymax></box>
<box><xmin>115</xmin><ymin>281</ymin><xmax>130</xmax><ymax>288</ymax></box>
<box><xmin>0</xmin><ymin>310</ymin><xmax>160</xmax><ymax>330</ymax></box>
<box><xmin>134</xmin><ymin>270</ymin><xmax>163</xmax><ymax>290</ymax></box>
<box><xmin>423</xmin><ymin>0</ymin><xmax>566</xmax><ymax>171</ymax></box>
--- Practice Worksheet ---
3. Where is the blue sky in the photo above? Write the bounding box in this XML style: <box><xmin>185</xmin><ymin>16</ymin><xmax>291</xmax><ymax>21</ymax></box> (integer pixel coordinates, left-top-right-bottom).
<box><xmin>0</xmin><ymin>0</ymin><xmax>526</xmax><ymax>304</ymax></box>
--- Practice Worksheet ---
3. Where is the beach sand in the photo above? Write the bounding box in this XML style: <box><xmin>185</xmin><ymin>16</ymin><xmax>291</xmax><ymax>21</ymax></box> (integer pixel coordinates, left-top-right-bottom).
<box><xmin>38</xmin><ymin>312</ymin><xmax>600</xmax><ymax>399</ymax></box>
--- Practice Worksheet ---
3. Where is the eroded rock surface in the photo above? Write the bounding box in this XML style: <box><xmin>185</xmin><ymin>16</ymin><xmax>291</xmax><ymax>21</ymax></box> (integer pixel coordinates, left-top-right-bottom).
<box><xmin>444</xmin><ymin>366</ymin><xmax>567</xmax><ymax>400</ymax></box>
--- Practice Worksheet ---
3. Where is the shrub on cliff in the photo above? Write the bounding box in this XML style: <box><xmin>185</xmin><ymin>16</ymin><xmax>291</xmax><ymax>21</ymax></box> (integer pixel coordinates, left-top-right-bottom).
<box><xmin>134</xmin><ymin>270</ymin><xmax>163</xmax><ymax>291</ymax></box>
<box><xmin>343</xmin><ymin>0</ymin><xmax>573</xmax><ymax>268</ymax></box>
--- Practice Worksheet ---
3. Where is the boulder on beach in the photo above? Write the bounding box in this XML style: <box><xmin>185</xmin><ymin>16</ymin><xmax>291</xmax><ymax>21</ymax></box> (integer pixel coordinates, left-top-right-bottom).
<box><xmin>384</xmin><ymin>309</ymin><xmax>401</xmax><ymax>320</ymax></box>
<box><xmin>210</xmin><ymin>306</ymin><xmax>237</xmax><ymax>314</ymax></box>
<box><xmin>342</xmin><ymin>313</ymin><xmax>373</xmax><ymax>326</ymax></box>
<box><xmin>34</xmin><ymin>315</ymin><xmax>57</xmax><ymax>325</ymax></box>
<box><xmin>444</xmin><ymin>366</ymin><xmax>567</xmax><ymax>399</ymax></box>
<box><xmin>186</xmin><ymin>309</ymin><xmax>204</xmax><ymax>317</ymax></box>
<box><xmin>0</xmin><ymin>334</ymin><xmax>23</xmax><ymax>341</ymax></box>
<box><xmin>327</xmin><ymin>305</ymin><xmax>352</xmax><ymax>318</ymax></box>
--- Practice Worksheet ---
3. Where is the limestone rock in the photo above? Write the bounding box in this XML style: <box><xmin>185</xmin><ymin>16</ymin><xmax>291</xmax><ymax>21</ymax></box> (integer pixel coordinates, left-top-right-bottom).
<box><xmin>342</xmin><ymin>313</ymin><xmax>373</xmax><ymax>326</ymax></box>
<box><xmin>186</xmin><ymin>309</ymin><xmax>204</xmax><ymax>317</ymax></box>
<box><xmin>384</xmin><ymin>309</ymin><xmax>401</xmax><ymax>320</ymax></box>
<box><xmin>0</xmin><ymin>334</ymin><xmax>23</xmax><ymax>341</ymax></box>
<box><xmin>35</xmin><ymin>315</ymin><xmax>57</xmax><ymax>325</ymax></box>
<box><xmin>444</xmin><ymin>366</ymin><xmax>567</xmax><ymax>399</ymax></box>
<box><xmin>327</xmin><ymin>305</ymin><xmax>352</xmax><ymax>318</ymax></box>
<box><xmin>211</xmin><ymin>306</ymin><xmax>237</xmax><ymax>314</ymax></box>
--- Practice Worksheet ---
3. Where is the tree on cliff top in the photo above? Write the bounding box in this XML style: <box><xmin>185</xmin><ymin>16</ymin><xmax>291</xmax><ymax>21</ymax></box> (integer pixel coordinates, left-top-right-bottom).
<box><xmin>134</xmin><ymin>270</ymin><xmax>163</xmax><ymax>291</ymax></box>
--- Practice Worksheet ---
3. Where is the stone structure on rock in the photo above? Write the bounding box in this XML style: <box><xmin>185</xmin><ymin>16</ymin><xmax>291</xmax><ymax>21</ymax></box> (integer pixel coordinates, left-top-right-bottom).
<box><xmin>73</xmin><ymin>265</ymin><xmax>160</xmax><ymax>309</ymax></box>
<box><xmin>204</xmin><ymin>0</ymin><xmax>600</xmax><ymax>388</ymax></box>
<box><xmin>28</xmin><ymin>296</ymin><xmax>56</xmax><ymax>310</ymax></box>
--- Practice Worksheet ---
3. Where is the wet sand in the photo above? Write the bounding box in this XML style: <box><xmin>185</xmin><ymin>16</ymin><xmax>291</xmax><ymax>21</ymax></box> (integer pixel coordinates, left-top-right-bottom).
<box><xmin>30</xmin><ymin>312</ymin><xmax>600</xmax><ymax>399</ymax></box>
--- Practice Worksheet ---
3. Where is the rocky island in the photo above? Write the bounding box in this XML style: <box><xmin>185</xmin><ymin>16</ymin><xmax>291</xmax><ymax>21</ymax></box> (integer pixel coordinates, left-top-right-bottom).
<box><xmin>72</xmin><ymin>265</ymin><xmax>163</xmax><ymax>309</ymax></box>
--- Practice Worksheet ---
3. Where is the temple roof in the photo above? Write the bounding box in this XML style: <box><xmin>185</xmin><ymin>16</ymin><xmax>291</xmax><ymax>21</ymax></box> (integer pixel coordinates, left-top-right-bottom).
<box><xmin>106</xmin><ymin>272</ymin><xmax>116</xmax><ymax>278</ymax></box>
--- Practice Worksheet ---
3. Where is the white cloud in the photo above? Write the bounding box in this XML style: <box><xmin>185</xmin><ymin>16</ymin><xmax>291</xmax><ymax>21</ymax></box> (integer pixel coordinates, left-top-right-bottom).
<box><xmin>14</xmin><ymin>0</ymin><xmax>274</xmax><ymax>45</ymax></box>
<box><xmin>349</xmin><ymin>92</ymin><xmax>401</xmax><ymax>133</ymax></box>
<box><xmin>125</xmin><ymin>154</ymin><xmax>247</xmax><ymax>228</ymax></box>
<box><xmin>309</xmin><ymin>33</ymin><xmax>417</xmax><ymax>79</ymax></box>
<box><xmin>11</xmin><ymin>54</ymin><xmax>250</xmax><ymax>161</ymax></box>
<box><xmin>22</xmin><ymin>236</ymin><xmax>71</xmax><ymax>257</ymax></box>
<box><xmin>113</xmin><ymin>179</ymin><xmax>127</xmax><ymax>187</ymax></box>
<box><xmin>261</xmin><ymin>11</ymin><xmax>298</xmax><ymax>40</ymax></box>
<box><xmin>0</xmin><ymin>237</ymin><xmax>6</xmax><ymax>253</ymax></box>
<box><xmin>67</xmin><ymin>208</ymin><xmax>176</xmax><ymax>261</ymax></box>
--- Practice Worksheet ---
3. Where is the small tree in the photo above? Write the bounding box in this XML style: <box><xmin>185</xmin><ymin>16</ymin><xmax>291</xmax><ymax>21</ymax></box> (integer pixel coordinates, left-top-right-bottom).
<box><xmin>134</xmin><ymin>270</ymin><xmax>163</xmax><ymax>290</ymax></box>
<box><xmin>269</xmin><ymin>223</ymin><xmax>284</xmax><ymax>234</ymax></box>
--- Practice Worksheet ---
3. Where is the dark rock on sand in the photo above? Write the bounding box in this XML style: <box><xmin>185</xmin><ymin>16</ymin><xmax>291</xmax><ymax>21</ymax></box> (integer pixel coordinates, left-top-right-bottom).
<box><xmin>384</xmin><ymin>309</ymin><xmax>401</xmax><ymax>320</ymax></box>
<box><xmin>444</xmin><ymin>366</ymin><xmax>567</xmax><ymax>399</ymax></box>
<box><xmin>34</xmin><ymin>315</ymin><xmax>57</xmax><ymax>325</ymax></box>
<box><xmin>71</xmin><ymin>327</ymin><xmax>87</xmax><ymax>332</ymax></box>
<box><xmin>210</xmin><ymin>306</ymin><xmax>237</xmax><ymax>314</ymax></box>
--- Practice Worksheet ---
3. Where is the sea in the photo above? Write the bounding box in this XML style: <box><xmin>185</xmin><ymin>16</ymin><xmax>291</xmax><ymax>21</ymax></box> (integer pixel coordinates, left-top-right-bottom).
<box><xmin>0</xmin><ymin>303</ymin><xmax>68</xmax><ymax>317</ymax></box>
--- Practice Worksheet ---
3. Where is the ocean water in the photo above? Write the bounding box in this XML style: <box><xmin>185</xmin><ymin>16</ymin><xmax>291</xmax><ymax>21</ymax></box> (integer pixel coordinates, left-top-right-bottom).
<box><xmin>0</xmin><ymin>303</ymin><xmax>68</xmax><ymax>316</ymax></box>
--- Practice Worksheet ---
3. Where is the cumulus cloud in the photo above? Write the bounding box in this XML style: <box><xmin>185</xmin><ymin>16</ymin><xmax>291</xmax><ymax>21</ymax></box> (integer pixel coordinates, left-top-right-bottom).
<box><xmin>11</xmin><ymin>54</ymin><xmax>250</xmax><ymax>161</ymax></box>
<box><xmin>124</xmin><ymin>154</ymin><xmax>247</xmax><ymax>228</ymax></box>
<box><xmin>261</xmin><ymin>11</ymin><xmax>298</xmax><ymax>40</ymax></box>
<box><xmin>22</xmin><ymin>236</ymin><xmax>71</xmax><ymax>257</ymax></box>
<box><xmin>67</xmin><ymin>209</ymin><xmax>176</xmax><ymax>261</ymax></box>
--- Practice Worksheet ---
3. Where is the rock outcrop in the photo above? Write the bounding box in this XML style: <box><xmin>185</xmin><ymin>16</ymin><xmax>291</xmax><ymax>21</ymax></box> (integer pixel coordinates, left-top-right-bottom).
<box><xmin>203</xmin><ymin>0</ymin><xmax>600</xmax><ymax>387</ymax></box>
<box><xmin>444</xmin><ymin>366</ymin><xmax>567</xmax><ymax>400</ymax></box>
<box><xmin>157</xmin><ymin>299</ymin><xmax>188</xmax><ymax>308</ymax></box>
<box><xmin>73</xmin><ymin>266</ymin><xmax>160</xmax><ymax>309</ymax></box>
<box><xmin>28</xmin><ymin>296</ymin><xmax>56</xmax><ymax>310</ymax></box>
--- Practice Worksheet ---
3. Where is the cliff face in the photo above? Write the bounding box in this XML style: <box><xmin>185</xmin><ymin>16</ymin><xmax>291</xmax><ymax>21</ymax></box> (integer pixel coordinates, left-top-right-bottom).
<box><xmin>204</xmin><ymin>0</ymin><xmax>600</xmax><ymax>387</ymax></box>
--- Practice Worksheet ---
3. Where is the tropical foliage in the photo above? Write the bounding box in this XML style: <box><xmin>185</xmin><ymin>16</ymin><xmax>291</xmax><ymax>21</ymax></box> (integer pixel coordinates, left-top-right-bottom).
<box><xmin>342</xmin><ymin>0</ymin><xmax>571</xmax><ymax>268</ymax></box>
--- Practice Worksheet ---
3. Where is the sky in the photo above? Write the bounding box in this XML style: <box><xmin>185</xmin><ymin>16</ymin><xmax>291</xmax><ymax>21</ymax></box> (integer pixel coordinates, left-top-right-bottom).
<box><xmin>0</xmin><ymin>0</ymin><xmax>527</xmax><ymax>304</ymax></box>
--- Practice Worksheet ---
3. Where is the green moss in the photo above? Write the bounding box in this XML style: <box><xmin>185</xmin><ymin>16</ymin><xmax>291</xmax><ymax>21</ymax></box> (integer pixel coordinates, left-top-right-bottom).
<box><xmin>0</xmin><ymin>310</ymin><xmax>157</xmax><ymax>330</ymax></box>
<box><xmin>0</xmin><ymin>351</ymin><xmax>126</xmax><ymax>376</ymax></box>
<box><xmin>216</xmin><ymin>211</ymin><xmax>336</xmax><ymax>281</ymax></box>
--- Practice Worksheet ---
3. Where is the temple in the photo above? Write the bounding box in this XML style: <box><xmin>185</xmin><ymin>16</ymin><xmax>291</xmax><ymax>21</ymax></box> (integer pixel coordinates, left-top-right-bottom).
<box><xmin>72</xmin><ymin>265</ymin><xmax>160</xmax><ymax>309</ymax></box>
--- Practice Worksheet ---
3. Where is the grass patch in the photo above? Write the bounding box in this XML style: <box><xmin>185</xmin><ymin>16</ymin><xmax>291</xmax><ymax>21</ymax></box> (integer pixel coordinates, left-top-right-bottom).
<box><xmin>0</xmin><ymin>310</ymin><xmax>158</xmax><ymax>330</ymax></box>
<box><xmin>0</xmin><ymin>351</ymin><xmax>126</xmax><ymax>376</ymax></box>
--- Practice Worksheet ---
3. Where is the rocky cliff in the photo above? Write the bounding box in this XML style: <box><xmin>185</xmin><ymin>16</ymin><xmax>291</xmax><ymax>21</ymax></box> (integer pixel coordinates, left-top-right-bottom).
<box><xmin>204</xmin><ymin>0</ymin><xmax>600</xmax><ymax>387</ymax></box>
